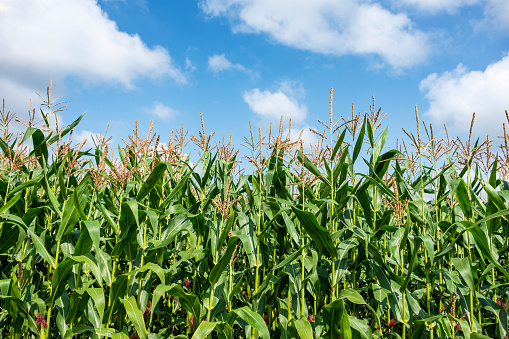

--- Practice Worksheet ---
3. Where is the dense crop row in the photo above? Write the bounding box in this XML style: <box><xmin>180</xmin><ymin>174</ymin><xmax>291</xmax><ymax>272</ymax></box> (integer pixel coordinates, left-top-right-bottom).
<box><xmin>0</xmin><ymin>89</ymin><xmax>508</xmax><ymax>338</ymax></box>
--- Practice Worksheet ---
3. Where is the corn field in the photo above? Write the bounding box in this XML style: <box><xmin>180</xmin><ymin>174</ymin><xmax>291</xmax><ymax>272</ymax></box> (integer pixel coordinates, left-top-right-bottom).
<box><xmin>0</xmin><ymin>88</ymin><xmax>508</xmax><ymax>339</ymax></box>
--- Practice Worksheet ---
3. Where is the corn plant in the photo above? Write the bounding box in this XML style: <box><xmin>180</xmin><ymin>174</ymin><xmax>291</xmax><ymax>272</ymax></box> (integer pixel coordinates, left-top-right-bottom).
<box><xmin>0</xmin><ymin>86</ymin><xmax>508</xmax><ymax>339</ymax></box>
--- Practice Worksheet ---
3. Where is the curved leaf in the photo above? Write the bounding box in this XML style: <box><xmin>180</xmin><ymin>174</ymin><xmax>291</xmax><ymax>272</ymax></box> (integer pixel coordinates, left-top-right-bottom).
<box><xmin>122</xmin><ymin>296</ymin><xmax>148</xmax><ymax>339</ymax></box>
<box><xmin>291</xmin><ymin>206</ymin><xmax>336</xmax><ymax>259</ymax></box>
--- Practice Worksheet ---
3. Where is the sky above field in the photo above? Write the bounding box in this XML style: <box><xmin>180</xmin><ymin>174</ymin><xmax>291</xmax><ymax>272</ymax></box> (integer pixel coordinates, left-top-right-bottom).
<box><xmin>1</xmin><ymin>0</ymin><xmax>509</xmax><ymax>158</ymax></box>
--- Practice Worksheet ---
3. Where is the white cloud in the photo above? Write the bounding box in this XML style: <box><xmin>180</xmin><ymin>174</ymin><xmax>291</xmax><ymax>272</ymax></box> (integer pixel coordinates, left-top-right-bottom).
<box><xmin>420</xmin><ymin>54</ymin><xmax>509</xmax><ymax>137</ymax></box>
<box><xmin>208</xmin><ymin>53</ymin><xmax>247</xmax><ymax>73</ymax></box>
<box><xmin>0</xmin><ymin>0</ymin><xmax>185</xmax><ymax>87</ymax></box>
<box><xmin>145</xmin><ymin>102</ymin><xmax>180</xmax><ymax>120</ymax></box>
<box><xmin>0</xmin><ymin>0</ymin><xmax>185</xmax><ymax>126</ymax></box>
<box><xmin>243</xmin><ymin>82</ymin><xmax>308</xmax><ymax>124</ymax></box>
<box><xmin>242</xmin><ymin>81</ymin><xmax>321</xmax><ymax>150</ymax></box>
<box><xmin>201</xmin><ymin>0</ymin><xmax>430</xmax><ymax>69</ymax></box>
<box><xmin>483</xmin><ymin>0</ymin><xmax>509</xmax><ymax>31</ymax></box>
<box><xmin>391</xmin><ymin>0</ymin><xmax>479</xmax><ymax>14</ymax></box>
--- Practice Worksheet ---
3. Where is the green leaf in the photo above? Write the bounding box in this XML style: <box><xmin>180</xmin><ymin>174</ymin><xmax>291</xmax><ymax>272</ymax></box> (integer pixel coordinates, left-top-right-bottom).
<box><xmin>96</xmin><ymin>193</ymin><xmax>117</xmax><ymax>230</ymax></box>
<box><xmin>160</xmin><ymin>169</ymin><xmax>191</xmax><ymax>208</ymax></box>
<box><xmin>292</xmin><ymin>206</ymin><xmax>336</xmax><ymax>259</ymax></box>
<box><xmin>104</xmin><ymin>274</ymin><xmax>129</xmax><ymax>325</ymax></box>
<box><xmin>281</xmin><ymin>211</ymin><xmax>301</xmax><ymax>246</ymax></box>
<box><xmin>217</xmin><ymin>207</ymin><xmax>235</xmax><ymax>248</ymax></box>
<box><xmin>200</xmin><ymin>152</ymin><xmax>217</xmax><ymax>189</ymax></box>
<box><xmin>352</xmin><ymin>118</ymin><xmax>366</xmax><ymax>163</ymax></box>
<box><xmin>27</xmin><ymin>229</ymin><xmax>55</xmax><ymax>266</ymax></box>
<box><xmin>58</xmin><ymin>154</ymin><xmax>69</xmax><ymax>200</ymax></box>
<box><xmin>191</xmin><ymin>321</ymin><xmax>219</xmax><ymax>339</ymax></box>
<box><xmin>231</xmin><ymin>306</ymin><xmax>270</xmax><ymax>339</ymax></box>
<box><xmin>470</xmin><ymin>333</ymin><xmax>492</xmax><ymax>339</ymax></box>
<box><xmin>56</xmin><ymin>176</ymin><xmax>91</xmax><ymax>240</ymax></box>
<box><xmin>297</xmin><ymin>150</ymin><xmax>330</xmax><ymax>186</ymax></box>
<box><xmin>339</xmin><ymin>299</ymin><xmax>352</xmax><ymax>339</ymax></box>
<box><xmin>456</xmin><ymin>179</ymin><xmax>473</xmax><ymax>219</ymax></box>
<box><xmin>0</xmin><ymin>223</ymin><xmax>19</xmax><ymax>254</ymax></box>
<box><xmin>137</xmin><ymin>162</ymin><xmax>166</xmax><ymax>201</ymax></box>
<box><xmin>73</xmin><ymin>189</ymin><xmax>87</xmax><ymax>221</ymax></box>
<box><xmin>136</xmin><ymin>262</ymin><xmax>166</xmax><ymax>285</ymax></box>
<box><xmin>83</xmin><ymin>220</ymin><xmax>101</xmax><ymax>253</ymax></box>
<box><xmin>373</xmin><ymin>126</ymin><xmax>388</xmax><ymax>161</ymax></box>
<box><xmin>5</xmin><ymin>173</ymin><xmax>43</xmax><ymax>199</ymax></box>
<box><xmin>20</xmin><ymin>126</ymin><xmax>40</xmax><ymax>144</ymax></box>
<box><xmin>292</xmin><ymin>318</ymin><xmax>314</xmax><ymax>339</ymax></box>
<box><xmin>210</xmin><ymin>236</ymin><xmax>238</xmax><ymax>285</ymax></box>
<box><xmin>0</xmin><ymin>213</ymin><xmax>28</xmax><ymax>232</ymax></box>
<box><xmin>452</xmin><ymin>257</ymin><xmax>474</xmax><ymax>291</ymax></box>
<box><xmin>48</xmin><ymin>112</ymin><xmax>85</xmax><ymax>144</ymax></box>
<box><xmin>66</xmin><ymin>289</ymin><xmax>90</xmax><ymax>325</ymax></box>
<box><xmin>331</xmin><ymin>128</ymin><xmax>347</xmax><ymax>160</ymax></box>
<box><xmin>32</xmin><ymin>128</ymin><xmax>49</xmax><ymax>167</ymax></box>
<box><xmin>63</xmin><ymin>325</ymin><xmax>94</xmax><ymax>338</ymax></box>
<box><xmin>366</xmin><ymin>117</ymin><xmax>374</xmax><ymax>148</ymax></box>
<box><xmin>154</xmin><ymin>214</ymin><xmax>193</xmax><ymax>249</ymax></box>
<box><xmin>0</xmin><ymin>193</ymin><xmax>20</xmax><ymax>214</ymax></box>
<box><xmin>122</xmin><ymin>296</ymin><xmax>148</xmax><ymax>339</ymax></box>
<box><xmin>47</xmin><ymin>257</ymin><xmax>76</xmax><ymax>306</ymax></box>
<box><xmin>151</xmin><ymin>284</ymin><xmax>201</xmax><ymax>331</ymax></box>
<box><xmin>339</xmin><ymin>288</ymin><xmax>367</xmax><ymax>305</ymax></box>
<box><xmin>86</xmin><ymin>288</ymin><xmax>105</xmax><ymax>324</ymax></box>
<box><xmin>348</xmin><ymin>316</ymin><xmax>372</xmax><ymax>339</ymax></box>
<box><xmin>96</xmin><ymin>248</ymin><xmax>112</xmax><ymax>286</ymax></box>
<box><xmin>483</xmin><ymin>181</ymin><xmax>506</xmax><ymax>211</ymax></box>
<box><xmin>273</xmin><ymin>247</ymin><xmax>306</xmax><ymax>270</ymax></box>
<box><xmin>400</xmin><ymin>236</ymin><xmax>425</xmax><ymax>293</ymax></box>
<box><xmin>0</xmin><ymin>295</ymin><xmax>39</xmax><ymax>333</ymax></box>
<box><xmin>42</xmin><ymin>167</ymin><xmax>62</xmax><ymax>218</ymax></box>
<box><xmin>323</xmin><ymin>300</ymin><xmax>341</xmax><ymax>339</ymax></box>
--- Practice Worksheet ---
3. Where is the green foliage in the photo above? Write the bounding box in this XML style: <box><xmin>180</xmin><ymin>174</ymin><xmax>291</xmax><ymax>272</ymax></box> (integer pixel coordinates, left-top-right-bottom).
<box><xmin>0</xmin><ymin>96</ymin><xmax>508</xmax><ymax>339</ymax></box>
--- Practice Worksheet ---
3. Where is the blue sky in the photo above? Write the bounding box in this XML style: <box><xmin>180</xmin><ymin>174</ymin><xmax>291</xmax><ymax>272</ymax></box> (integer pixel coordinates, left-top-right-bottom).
<box><xmin>1</xmin><ymin>0</ymin><xmax>509</xmax><ymax>160</ymax></box>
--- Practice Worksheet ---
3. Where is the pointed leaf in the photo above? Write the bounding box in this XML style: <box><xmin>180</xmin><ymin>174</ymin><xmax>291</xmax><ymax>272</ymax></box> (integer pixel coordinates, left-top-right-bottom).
<box><xmin>122</xmin><ymin>296</ymin><xmax>148</xmax><ymax>339</ymax></box>
<box><xmin>137</xmin><ymin>162</ymin><xmax>166</xmax><ymax>202</ymax></box>
<box><xmin>210</xmin><ymin>237</ymin><xmax>238</xmax><ymax>285</ymax></box>
<box><xmin>191</xmin><ymin>321</ymin><xmax>219</xmax><ymax>339</ymax></box>
<box><xmin>293</xmin><ymin>318</ymin><xmax>314</xmax><ymax>339</ymax></box>
<box><xmin>291</xmin><ymin>206</ymin><xmax>336</xmax><ymax>259</ymax></box>
<box><xmin>231</xmin><ymin>306</ymin><xmax>270</xmax><ymax>339</ymax></box>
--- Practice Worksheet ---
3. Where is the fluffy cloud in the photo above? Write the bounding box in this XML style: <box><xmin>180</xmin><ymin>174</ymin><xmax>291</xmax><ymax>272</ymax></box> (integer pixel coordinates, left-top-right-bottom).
<box><xmin>208</xmin><ymin>53</ymin><xmax>248</xmax><ymax>73</ymax></box>
<box><xmin>200</xmin><ymin>0</ymin><xmax>430</xmax><ymax>69</ymax></box>
<box><xmin>483</xmin><ymin>0</ymin><xmax>509</xmax><ymax>31</ymax></box>
<box><xmin>145</xmin><ymin>102</ymin><xmax>180</xmax><ymax>120</ymax></box>
<box><xmin>0</xmin><ymin>0</ymin><xmax>185</xmax><ymax>129</ymax></box>
<box><xmin>243</xmin><ymin>82</ymin><xmax>308</xmax><ymax>124</ymax></box>
<box><xmin>0</xmin><ymin>0</ymin><xmax>184</xmax><ymax>87</ymax></box>
<box><xmin>420</xmin><ymin>54</ymin><xmax>509</xmax><ymax>137</ymax></box>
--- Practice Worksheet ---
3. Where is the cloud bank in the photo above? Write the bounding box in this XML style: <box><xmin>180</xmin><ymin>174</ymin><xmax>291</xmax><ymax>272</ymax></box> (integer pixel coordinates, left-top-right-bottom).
<box><xmin>201</xmin><ymin>0</ymin><xmax>430</xmax><ymax>69</ymax></box>
<box><xmin>420</xmin><ymin>54</ymin><xmax>509</xmax><ymax>138</ymax></box>
<box><xmin>0</xmin><ymin>0</ymin><xmax>185</xmax><ymax>126</ymax></box>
